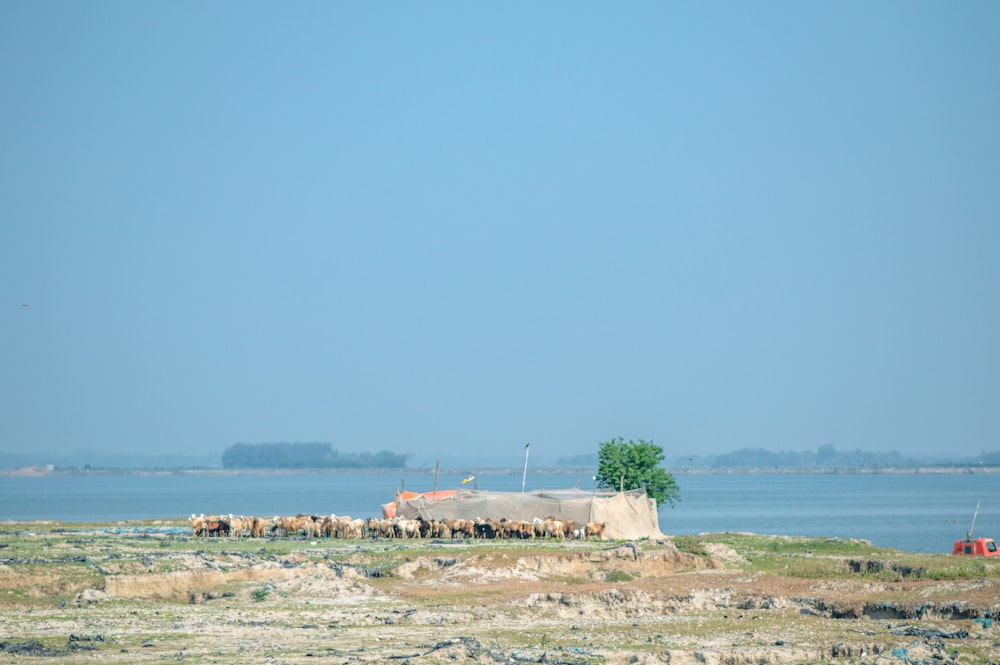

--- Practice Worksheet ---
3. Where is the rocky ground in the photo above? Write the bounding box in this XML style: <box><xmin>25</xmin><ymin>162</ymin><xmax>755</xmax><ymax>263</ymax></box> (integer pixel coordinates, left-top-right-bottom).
<box><xmin>0</xmin><ymin>521</ymin><xmax>998</xmax><ymax>664</ymax></box>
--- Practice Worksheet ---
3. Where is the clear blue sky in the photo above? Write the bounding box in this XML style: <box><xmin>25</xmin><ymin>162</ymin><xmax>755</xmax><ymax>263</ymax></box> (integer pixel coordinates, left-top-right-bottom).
<box><xmin>2</xmin><ymin>2</ymin><xmax>998</xmax><ymax>466</ymax></box>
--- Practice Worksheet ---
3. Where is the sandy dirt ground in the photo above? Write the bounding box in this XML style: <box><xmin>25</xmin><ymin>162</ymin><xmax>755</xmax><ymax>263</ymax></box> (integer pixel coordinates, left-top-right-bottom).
<box><xmin>1</xmin><ymin>524</ymin><xmax>998</xmax><ymax>664</ymax></box>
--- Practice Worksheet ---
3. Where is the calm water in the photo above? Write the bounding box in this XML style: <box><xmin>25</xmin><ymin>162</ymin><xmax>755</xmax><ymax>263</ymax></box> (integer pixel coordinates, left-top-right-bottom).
<box><xmin>2</xmin><ymin>470</ymin><xmax>997</xmax><ymax>554</ymax></box>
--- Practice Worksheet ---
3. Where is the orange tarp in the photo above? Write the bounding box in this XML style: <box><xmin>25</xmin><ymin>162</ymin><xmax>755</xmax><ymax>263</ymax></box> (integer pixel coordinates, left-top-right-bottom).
<box><xmin>382</xmin><ymin>489</ymin><xmax>458</xmax><ymax>518</ymax></box>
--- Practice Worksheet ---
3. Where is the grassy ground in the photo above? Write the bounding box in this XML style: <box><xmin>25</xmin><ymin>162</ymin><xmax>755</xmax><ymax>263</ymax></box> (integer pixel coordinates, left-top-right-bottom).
<box><xmin>1</xmin><ymin>520</ymin><xmax>998</xmax><ymax>664</ymax></box>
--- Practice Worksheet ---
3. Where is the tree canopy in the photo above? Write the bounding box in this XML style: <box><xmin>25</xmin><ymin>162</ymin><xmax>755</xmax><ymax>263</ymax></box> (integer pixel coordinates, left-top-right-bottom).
<box><xmin>595</xmin><ymin>437</ymin><xmax>680</xmax><ymax>509</ymax></box>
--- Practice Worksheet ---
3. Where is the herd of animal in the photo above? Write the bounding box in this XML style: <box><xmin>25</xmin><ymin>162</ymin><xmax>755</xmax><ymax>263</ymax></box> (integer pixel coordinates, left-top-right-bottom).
<box><xmin>188</xmin><ymin>513</ymin><xmax>607</xmax><ymax>540</ymax></box>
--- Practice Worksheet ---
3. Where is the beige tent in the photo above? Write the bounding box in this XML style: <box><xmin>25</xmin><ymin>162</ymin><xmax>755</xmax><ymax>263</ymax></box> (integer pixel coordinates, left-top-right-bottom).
<box><xmin>394</xmin><ymin>487</ymin><xmax>662</xmax><ymax>540</ymax></box>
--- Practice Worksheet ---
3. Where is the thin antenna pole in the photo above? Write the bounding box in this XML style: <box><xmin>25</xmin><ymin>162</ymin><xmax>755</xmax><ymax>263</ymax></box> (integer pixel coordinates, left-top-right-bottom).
<box><xmin>521</xmin><ymin>443</ymin><xmax>530</xmax><ymax>494</ymax></box>
<box><xmin>968</xmin><ymin>500</ymin><xmax>981</xmax><ymax>541</ymax></box>
<box><xmin>433</xmin><ymin>459</ymin><xmax>439</xmax><ymax>499</ymax></box>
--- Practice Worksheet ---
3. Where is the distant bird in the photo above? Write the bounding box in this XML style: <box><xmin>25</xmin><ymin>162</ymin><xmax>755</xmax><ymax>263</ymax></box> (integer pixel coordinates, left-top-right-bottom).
<box><xmin>21</xmin><ymin>303</ymin><xmax>28</xmax><ymax>308</ymax></box>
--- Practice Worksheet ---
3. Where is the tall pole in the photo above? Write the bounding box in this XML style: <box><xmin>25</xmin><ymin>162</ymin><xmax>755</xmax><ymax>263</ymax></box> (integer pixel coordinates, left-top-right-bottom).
<box><xmin>433</xmin><ymin>458</ymin><xmax>439</xmax><ymax>499</ymax></box>
<box><xmin>968</xmin><ymin>500</ymin><xmax>981</xmax><ymax>541</ymax></box>
<box><xmin>521</xmin><ymin>443</ymin><xmax>530</xmax><ymax>494</ymax></box>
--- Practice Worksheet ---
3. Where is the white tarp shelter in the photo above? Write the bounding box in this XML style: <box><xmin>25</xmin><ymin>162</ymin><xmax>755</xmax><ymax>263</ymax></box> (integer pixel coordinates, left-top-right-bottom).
<box><xmin>394</xmin><ymin>487</ymin><xmax>663</xmax><ymax>540</ymax></box>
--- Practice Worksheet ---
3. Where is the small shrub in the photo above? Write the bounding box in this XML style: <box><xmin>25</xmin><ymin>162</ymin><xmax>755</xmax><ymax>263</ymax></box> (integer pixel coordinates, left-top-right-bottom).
<box><xmin>251</xmin><ymin>587</ymin><xmax>270</xmax><ymax>602</ymax></box>
<box><xmin>607</xmin><ymin>570</ymin><xmax>634</xmax><ymax>583</ymax></box>
<box><xmin>672</xmin><ymin>536</ymin><xmax>709</xmax><ymax>557</ymax></box>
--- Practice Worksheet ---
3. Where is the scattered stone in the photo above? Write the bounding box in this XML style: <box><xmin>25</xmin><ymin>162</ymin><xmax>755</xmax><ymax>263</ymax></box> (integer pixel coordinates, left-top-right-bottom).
<box><xmin>890</xmin><ymin>625</ymin><xmax>970</xmax><ymax>639</ymax></box>
<box><xmin>0</xmin><ymin>640</ymin><xmax>69</xmax><ymax>657</ymax></box>
<box><xmin>75</xmin><ymin>588</ymin><xmax>110</xmax><ymax>604</ymax></box>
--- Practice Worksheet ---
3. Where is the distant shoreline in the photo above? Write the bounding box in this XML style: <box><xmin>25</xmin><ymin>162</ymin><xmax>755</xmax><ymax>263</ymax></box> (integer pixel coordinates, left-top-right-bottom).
<box><xmin>672</xmin><ymin>465</ymin><xmax>1000</xmax><ymax>475</ymax></box>
<box><xmin>3</xmin><ymin>464</ymin><xmax>999</xmax><ymax>477</ymax></box>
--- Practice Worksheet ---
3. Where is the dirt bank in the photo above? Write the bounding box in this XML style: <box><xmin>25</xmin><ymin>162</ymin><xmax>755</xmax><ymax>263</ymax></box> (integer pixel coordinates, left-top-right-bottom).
<box><xmin>0</xmin><ymin>524</ymin><xmax>997</xmax><ymax>664</ymax></box>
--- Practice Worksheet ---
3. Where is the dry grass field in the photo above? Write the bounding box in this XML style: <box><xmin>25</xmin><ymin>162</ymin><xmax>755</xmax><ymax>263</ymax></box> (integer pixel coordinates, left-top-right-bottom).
<box><xmin>1</xmin><ymin>520</ymin><xmax>998</xmax><ymax>664</ymax></box>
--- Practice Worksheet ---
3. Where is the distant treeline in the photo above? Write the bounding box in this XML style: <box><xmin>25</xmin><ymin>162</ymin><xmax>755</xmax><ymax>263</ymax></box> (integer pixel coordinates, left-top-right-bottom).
<box><xmin>221</xmin><ymin>442</ymin><xmax>409</xmax><ymax>469</ymax></box>
<box><xmin>709</xmin><ymin>444</ymin><xmax>906</xmax><ymax>468</ymax></box>
<box><xmin>555</xmin><ymin>444</ymin><xmax>1000</xmax><ymax>470</ymax></box>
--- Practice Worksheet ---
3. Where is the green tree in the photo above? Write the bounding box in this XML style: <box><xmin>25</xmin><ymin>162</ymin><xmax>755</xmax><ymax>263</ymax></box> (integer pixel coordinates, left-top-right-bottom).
<box><xmin>595</xmin><ymin>437</ymin><xmax>680</xmax><ymax>509</ymax></box>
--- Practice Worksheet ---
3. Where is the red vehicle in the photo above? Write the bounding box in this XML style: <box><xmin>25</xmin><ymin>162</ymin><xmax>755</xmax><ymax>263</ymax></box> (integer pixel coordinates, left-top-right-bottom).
<box><xmin>952</xmin><ymin>501</ymin><xmax>997</xmax><ymax>557</ymax></box>
<box><xmin>952</xmin><ymin>537</ymin><xmax>998</xmax><ymax>557</ymax></box>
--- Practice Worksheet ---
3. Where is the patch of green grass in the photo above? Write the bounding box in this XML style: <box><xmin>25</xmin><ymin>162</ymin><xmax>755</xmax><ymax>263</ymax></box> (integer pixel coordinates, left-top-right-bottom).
<box><xmin>680</xmin><ymin>532</ymin><xmax>1000</xmax><ymax>581</ymax></box>
<box><xmin>0</xmin><ymin>561</ymin><xmax>106</xmax><ymax>607</ymax></box>
<box><xmin>706</xmin><ymin>533</ymin><xmax>887</xmax><ymax>556</ymax></box>
<box><xmin>606</xmin><ymin>569</ymin><xmax>635</xmax><ymax>582</ymax></box>
<box><xmin>873</xmin><ymin>554</ymin><xmax>1000</xmax><ymax>580</ymax></box>
<box><xmin>671</xmin><ymin>535</ymin><xmax>710</xmax><ymax>557</ymax></box>
<box><xmin>555</xmin><ymin>576</ymin><xmax>591</xmax><ymax>585</ymax></box>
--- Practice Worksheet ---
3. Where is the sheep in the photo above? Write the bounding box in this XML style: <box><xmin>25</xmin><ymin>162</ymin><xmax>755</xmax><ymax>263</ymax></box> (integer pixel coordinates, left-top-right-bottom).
<box><xmin>447</xmin><ymin>519</ymin><xmax>474</xmax><ymax>538</ymax></box>
<box><xmin>473</xmin><ymin>518</ymin><xmax>495</xmax><ymax>539</ymax></box>
<box><xmin>394</xmin><ymin>518</ymin><xmax>421</xmax><ymax>539</ymax></box>
<box><xmin>367</xmin><ymin>518</ymin><xmax>395</xmax><ymax>539</ymax></box>
<box><xmin>250</xmin><ymin>516</ymin><xmax>268</xmax><ymax>538</ymax></box>
<box><xmin>203</xmin><ymin>515</ymin><xmax>229</xmax><ymax>537</ymax></box>
<box><xmin>194</xmin><ymin>510</ymin><xmax>601</xmax><ymax>541</ymax></box>
<box><xmin>189</xmin><ymin>514</ymin><xmax>206</xmax><ymax>537</ymax></box>
<box><xmin>228</xmin><ymin>515</ymin><xmax>246</xmax><ymax>538</ymax></box>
